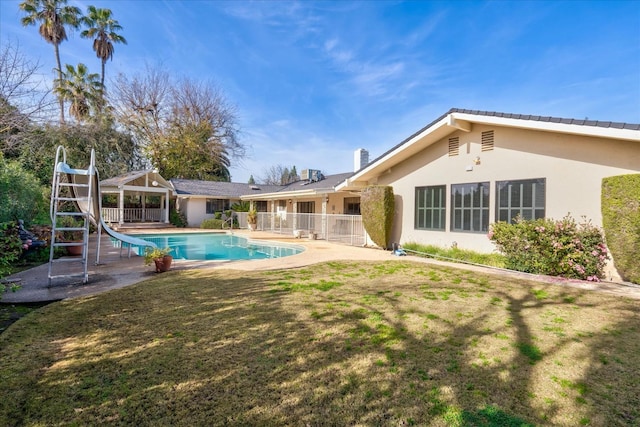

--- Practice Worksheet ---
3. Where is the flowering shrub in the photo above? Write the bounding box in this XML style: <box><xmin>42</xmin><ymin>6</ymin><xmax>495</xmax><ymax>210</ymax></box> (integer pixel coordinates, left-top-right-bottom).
<box><xmin>489</xmin><ymin>215</ymin><xmax>609</xmax><ymax>281</ymax></box>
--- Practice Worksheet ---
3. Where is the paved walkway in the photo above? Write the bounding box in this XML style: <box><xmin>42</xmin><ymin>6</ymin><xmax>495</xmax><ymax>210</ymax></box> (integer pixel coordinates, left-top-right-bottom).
<box><xmin>2</xmin><ymin>229</ymin><xmax>639</xmax><ymax>303</ymax></box>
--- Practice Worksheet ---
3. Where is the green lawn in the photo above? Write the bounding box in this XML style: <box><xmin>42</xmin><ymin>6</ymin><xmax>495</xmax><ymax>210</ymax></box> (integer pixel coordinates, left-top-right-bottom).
<box><xmin>1</xmin><ymin>261</ymin><xmax>638</xmax><ymax>426</ymax></box>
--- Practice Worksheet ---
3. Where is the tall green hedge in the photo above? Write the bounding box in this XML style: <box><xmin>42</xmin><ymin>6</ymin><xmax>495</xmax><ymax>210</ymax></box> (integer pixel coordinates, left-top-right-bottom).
<box><xmin>602</xmin><ymin>174</ymin><xmax>640</xmax><ymax>284</ymax></box>
<box><xmin>360</xmin><ymin>185</ymin><xmax>395</xmax><ymax>249</ymax></box>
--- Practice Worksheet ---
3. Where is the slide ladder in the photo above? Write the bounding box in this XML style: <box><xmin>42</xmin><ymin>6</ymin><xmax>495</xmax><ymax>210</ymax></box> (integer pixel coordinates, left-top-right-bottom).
<box><xmin>48</xmin><ymin>146</ymin><xmax>157</xmax><ymax>285</ymax></box>
<box><xmin>48</xmin><ymin>146</ymin><xmax>93</xmax><ymax>284</ymax></box>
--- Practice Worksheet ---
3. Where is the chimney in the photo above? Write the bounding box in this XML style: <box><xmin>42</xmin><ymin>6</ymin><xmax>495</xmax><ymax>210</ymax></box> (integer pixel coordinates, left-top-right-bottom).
<box><xmin>354</xmin><ymin>148</ymin><xmax>369</xmax><ymax>172</ymax></box>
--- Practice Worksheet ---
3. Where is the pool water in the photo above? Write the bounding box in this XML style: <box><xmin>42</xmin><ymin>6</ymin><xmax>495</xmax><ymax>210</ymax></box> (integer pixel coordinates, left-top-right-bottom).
<box><xmin>127</xmin><ymin>233</ymin><xmax>304</xmax><ymax>261</ymax></box>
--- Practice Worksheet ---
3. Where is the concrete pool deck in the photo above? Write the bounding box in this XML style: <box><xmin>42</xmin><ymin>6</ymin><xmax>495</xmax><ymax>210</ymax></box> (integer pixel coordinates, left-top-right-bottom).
<box><xmin>2</xmin><ymin>228</ymin><xmax>639</xmax><ymax>303</ymax></box>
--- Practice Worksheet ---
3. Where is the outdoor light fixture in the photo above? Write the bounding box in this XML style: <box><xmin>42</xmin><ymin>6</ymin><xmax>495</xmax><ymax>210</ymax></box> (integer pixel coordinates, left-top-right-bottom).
<box><xmin>474</xmin><ymin>156</ymin><xmax>481</xmax><ymax>165</ymax></box>
<box><xmin>152</xmin><ymin>180</ymin><xmax>158</xmax><ymax>187</ymax></box>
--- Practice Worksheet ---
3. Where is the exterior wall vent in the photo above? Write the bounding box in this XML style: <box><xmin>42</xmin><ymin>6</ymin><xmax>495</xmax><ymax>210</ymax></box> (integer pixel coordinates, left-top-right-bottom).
<box><xmin>448</xmin><ymin>137</ymin><xmax>460</xmax><ymax>156</ymax></box>
<box><xmin>481</xmin><ymin>130</ymin><xmax>494</xmax><ymax>151</ymax></box>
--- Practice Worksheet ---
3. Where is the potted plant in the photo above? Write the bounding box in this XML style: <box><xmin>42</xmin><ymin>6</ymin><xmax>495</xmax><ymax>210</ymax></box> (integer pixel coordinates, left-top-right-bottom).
<box><xmin>56</xmin><ymin>215</ymin><xmax>85</xmax><ymax>256</ymax></box>
<box><xmin>144</xmin><ymin>247</ymin><xmax>173</xmax><ymax>273</ymax></box>
<box><xmin>247</xmin><ymin>209</ymin><xmax>258</xmax><ymax>231</ymax></box>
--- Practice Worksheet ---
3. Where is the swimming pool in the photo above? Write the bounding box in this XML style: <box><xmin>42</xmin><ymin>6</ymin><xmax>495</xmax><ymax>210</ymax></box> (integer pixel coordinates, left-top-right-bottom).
<box><xmin>124</xmin><ymin>233</ymin><xmax>304</xmax><ymax>261</ymax></box>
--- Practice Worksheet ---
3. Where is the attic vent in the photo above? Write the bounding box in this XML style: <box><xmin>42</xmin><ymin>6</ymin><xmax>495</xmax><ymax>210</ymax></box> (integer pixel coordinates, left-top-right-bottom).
<box><xmin>448</xmin><ymin>137</ymin><xmax>459</xmax><ymax>156</ymax></box>
<box><xmin>250</xmin><ymin>185</ymin><xmax>260</xmax><ymax>190</ymax></box>
<box><xmin>481</xmin><ymin>130</ymin><xmax>494</xmax><ymax>151</ymax></box>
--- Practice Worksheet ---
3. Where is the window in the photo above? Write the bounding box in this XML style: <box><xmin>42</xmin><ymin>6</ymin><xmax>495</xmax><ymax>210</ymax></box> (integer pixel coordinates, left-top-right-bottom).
<box><xmin>206</xmin><ymin>198</ymin><xmax>228</xmax><ymax>214</ymax></box>
<box><xmin>451</xmin><ymin>182</ymin><xmax>490</xmax><ymax>233</ymax></box>
<box><xmin>255</xmin><ymin>201</ymin><xmax>268</xmax><ymax>212</ymax></box>
<box><xmin>496</xmin><ymin>178</ymin><xmax>545</xmax><ymax>222</ymax></box>
<box><xmin>344</xmin><ymin>197</ymin><xmax>361</xmax><ymax>215</ymax></box>
<box><xmin>415</xmin><ymin>186</ymin><xmax>446</xmax><ymax>230</ymax></box>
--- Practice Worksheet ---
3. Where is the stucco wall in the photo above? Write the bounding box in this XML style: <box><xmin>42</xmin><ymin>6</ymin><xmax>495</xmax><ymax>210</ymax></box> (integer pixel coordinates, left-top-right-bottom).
<box><xmin>183</xmin><ymin>198</ymin><xmax>207</xmax><ymax>227</ymax></box>
<box><xmin>375</xmin><ymin>123</ymin><xmax>640</xmax><ymax>253</ymax></box>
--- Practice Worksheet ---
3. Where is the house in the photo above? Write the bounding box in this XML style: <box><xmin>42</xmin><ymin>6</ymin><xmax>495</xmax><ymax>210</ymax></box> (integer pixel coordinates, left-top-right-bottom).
<box><xmin>101</xmin><ymin>108</ymin><xmax>639</xmax><ymax>272</ymax></box>
<box><xmin>172</xmin><ymin>172</ymin><xmax>369</xmax><ymax>244</ymax></box>
<box><xmin>337</xmin><ymin>108</ymin><xmax>640</xmax><ymax>257</ymax></box>
<box><xmin>171</xmin><ymin>180</ymin><xmax>282</xmax><ymax>226</ymax></box>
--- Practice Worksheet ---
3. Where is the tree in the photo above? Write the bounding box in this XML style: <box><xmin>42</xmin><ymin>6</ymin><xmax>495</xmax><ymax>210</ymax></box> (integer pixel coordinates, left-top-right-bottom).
<box><xmin>19</xmin><ymin>0</ymin><xmax>81</xmax><ymax>124</ymax></box>
<box><xmin>111</xmin><ymin>67</ymin><xmax>244</xmax><ymax>180</ymax></box>
<box><xmin>258</xmin><ymin>164</ymin><xmax>300</xmax><ymax>185</ymax></box>
<box><xmin>289</xmin><ymin>165</ymin><xmax>299</xmax><ymax>183</ymax></box>
<box><xmin>19</xmin><ymin>121</ymin><xmax>142</xmax><ymax>186</ymax></box>
<box><xmin>80</xmin><ymin>6</ymin><xmax>127</xmax><ymax>89</ymax></box>
<box><xmin>54</xmin><ymin>63</ymin><xmax>102</xmax><ymax>122</ymax></box>
<box><xmin>0</xmin><ymin>153</ymin><xmax>46</xmax><ymax>224</ymax></box>
<box><xmin>247</xmin><ymin>175</ymin><xmax>255</xmax><ymax>185</ymax></box>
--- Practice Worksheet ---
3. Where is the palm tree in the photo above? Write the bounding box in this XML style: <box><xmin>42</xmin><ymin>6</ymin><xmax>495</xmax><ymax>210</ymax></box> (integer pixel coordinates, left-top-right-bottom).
<box><xmin>80</xmin><ymin>6</ymin><xmax>127</xmax><ymax>89</ymax></box>
<box><xmin>19</xmin><ymin>0</ymin><xmax>81</xmax><ymax>124</ymax></box>
<box><xmin>54</xmin><ymin>63</ymin><xmax>102</xmax><ymax>122</ymax></box>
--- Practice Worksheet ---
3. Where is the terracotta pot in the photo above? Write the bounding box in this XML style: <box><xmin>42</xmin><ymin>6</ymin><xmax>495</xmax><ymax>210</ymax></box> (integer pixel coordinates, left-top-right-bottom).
<box><xmin>153</xmin><ymin>255</ymin><xmax>173</xmax><ymax>273</ymax></box>
<box><xmin>66</xmin><ymin>242</ymin><xmax>84</xmax><ymax>256</ymax></box>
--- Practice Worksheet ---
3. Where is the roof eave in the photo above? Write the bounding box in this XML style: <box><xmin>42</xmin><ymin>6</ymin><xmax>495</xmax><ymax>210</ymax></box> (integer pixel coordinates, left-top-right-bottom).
<box><xmin>451</xmin><ymin>111</ymin><xmax>640</xmax><ymax>142</ymax></box>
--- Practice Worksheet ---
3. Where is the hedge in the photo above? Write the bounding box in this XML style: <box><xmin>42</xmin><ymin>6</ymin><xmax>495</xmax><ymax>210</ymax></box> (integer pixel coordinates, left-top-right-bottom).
<box><xmin>360</xmin><ymin>185</ymin><xmax>395</xmax><ymax>249</ymax></box>
<box><xmin>602</xmin><ymin>174</ymin><xmax>640</xmax><ymax>284</ymax></box>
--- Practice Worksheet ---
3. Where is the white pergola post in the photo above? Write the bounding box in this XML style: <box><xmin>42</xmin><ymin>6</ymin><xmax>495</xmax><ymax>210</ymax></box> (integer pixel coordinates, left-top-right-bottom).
<box><xmin>164</xmin><ymin>189</ymin><xmax>170</xmax><ymax>223</ymax></box>
<box><xmin>142</xmin><ymin>193</ymin><xmax>146</xmax><ymax>222</ymax></box>
<box><xmin>118</xmin><ymin>188</ymin><xmax>125</xmax><ymax>225</ymax></box>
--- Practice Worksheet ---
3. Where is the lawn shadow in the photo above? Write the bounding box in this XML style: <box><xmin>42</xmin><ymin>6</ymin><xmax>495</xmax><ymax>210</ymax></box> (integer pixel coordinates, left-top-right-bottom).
<box><xmin>1</xmin><ymin>262</ymin><xmax>638</xmax><ymax>425</ymax></box>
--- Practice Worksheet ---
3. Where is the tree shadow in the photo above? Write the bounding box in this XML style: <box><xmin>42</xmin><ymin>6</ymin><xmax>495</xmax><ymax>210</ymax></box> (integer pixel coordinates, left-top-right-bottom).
<box><xmin>1</xmin><ymin>262</ymin><xmax>638</xmax><ymax>425</ymax></box>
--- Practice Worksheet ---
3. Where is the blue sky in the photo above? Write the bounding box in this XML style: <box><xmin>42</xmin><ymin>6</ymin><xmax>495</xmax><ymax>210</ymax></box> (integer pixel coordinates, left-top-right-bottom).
<box><xmin>1</xmin><ymin>0</ymin><xmax>639</xmax><ymax>183</ymax></box>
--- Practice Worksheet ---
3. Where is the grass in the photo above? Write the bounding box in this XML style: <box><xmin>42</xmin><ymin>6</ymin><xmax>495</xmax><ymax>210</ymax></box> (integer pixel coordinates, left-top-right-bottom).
<box><xmin>401</xmin><ymin>242</ymin><xmax>507</xmax><ymax>268</ymax></box>
<box><xmin>1</xmin><ymin>261</ymin><xmax>639</xmax><ymax>426</ymax></box>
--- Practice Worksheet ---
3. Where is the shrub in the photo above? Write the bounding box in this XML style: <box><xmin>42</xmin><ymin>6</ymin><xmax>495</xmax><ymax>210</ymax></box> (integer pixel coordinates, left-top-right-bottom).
<box><xmin>201</xmin><ymin>218</ymin><xmax>225</xmax><ymax>229</ymax></box>
<box><xmin>0</xmin><ymin>155</ymin><xmax>46</xmax><ymax>224</ymax></box>
<box><xmin>170</xmin><ymin>209</ymin><xmax>188</xmax><ymax>228</ymax></box>
<box><xmin>601</xmin><ymin>174</ymin><xmax>640</xmax><ymax>284</ymax></box>
<box><xmin>0</xmin><ymin>222</ymin><xmax>23</xmax><ymax>289</ymax></box>
<box><xmin>230</xmin><ymin>201</ymin><xmax>250</xmax><ymax>212</ymax></box>
<box><xmin>489</xmin><ymin>215</ymin><xmax>609</xmax><ymax>281</ymax></box>
<box><xmin>361</xmin><ymin>185</ymin><xmax>395</xmax><ymax>249</ymax></box>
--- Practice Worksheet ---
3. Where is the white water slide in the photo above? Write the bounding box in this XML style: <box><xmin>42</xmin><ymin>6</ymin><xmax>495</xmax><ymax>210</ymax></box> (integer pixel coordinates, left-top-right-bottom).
<box><xmin>49</xmin><ymin>147</ymin><xmax>156</xmax><ymax>282</ymax></box>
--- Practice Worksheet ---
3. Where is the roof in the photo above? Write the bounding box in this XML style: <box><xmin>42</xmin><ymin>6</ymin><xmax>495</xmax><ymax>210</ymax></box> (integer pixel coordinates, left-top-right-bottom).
<box><xmin>100</xmin><ymin>170</ymin><xmax>173</xmax><ymax>190</ymax></box>
<box><xmin>172</xmin><ymin>173</ymin><xmax>354</xmax><ymax>200</ymax></box>
<box><xmin>171</xmin><ymin>179</ymin><xmax>283</xmax><ymax>198</ymax></box>
<box><xmin>280</xmin><ymin>172</ymin><xmax>354</xmax><ymax>192</ymax></box>
<box><xmin>339</xmin><ymin>108</ymin><xmax>640</xmax><ymax>190</ymax></box>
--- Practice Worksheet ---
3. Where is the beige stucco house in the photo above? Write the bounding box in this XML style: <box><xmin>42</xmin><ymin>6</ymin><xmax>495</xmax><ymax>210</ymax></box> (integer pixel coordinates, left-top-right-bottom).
<box><xmin>338</xmin><ymin>108</ymin><xmax>640</xmax><ymax>254</ymax></box>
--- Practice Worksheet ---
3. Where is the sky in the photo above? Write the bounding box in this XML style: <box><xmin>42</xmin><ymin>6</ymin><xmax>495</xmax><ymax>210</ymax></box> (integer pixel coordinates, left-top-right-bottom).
<box><xmin>1</xmin><ymin>0</ymin><xmax>639</xmax><ymax>183</ymax></box>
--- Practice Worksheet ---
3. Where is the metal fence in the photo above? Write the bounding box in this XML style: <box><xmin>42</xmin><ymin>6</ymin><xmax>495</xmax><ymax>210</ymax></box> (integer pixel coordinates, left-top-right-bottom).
<box><xmin>235</xmin><ymin>212</ymin><xmax>366</xmax><ymax>247</ymax></box>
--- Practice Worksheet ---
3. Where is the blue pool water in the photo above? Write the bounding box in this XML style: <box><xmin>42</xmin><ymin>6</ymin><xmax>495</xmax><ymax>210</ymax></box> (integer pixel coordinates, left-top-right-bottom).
<box><xmin>126</xmin><ymin>233</ymin><xmax>304</xmax><ymax>261</ymax></box>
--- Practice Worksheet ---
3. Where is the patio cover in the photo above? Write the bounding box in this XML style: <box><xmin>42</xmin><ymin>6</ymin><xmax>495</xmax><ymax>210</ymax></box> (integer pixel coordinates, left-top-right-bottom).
<box><xmin>100</xmin><ymin>170</ymin><xmax>174</xmax><ymax>224</ymax></box>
